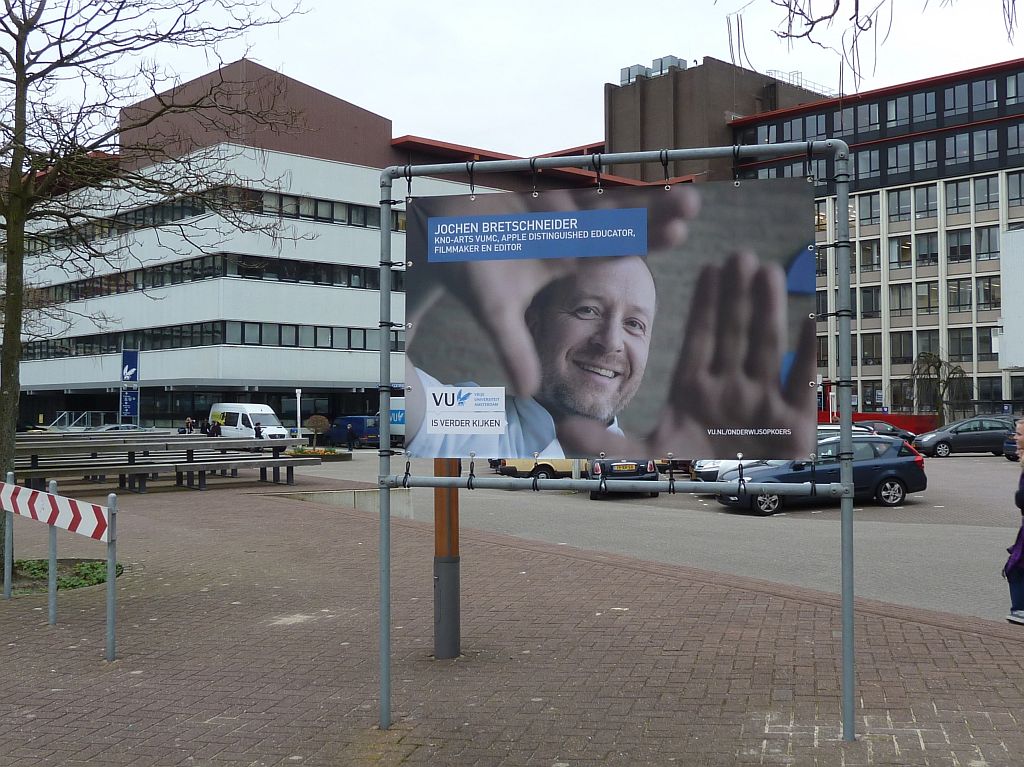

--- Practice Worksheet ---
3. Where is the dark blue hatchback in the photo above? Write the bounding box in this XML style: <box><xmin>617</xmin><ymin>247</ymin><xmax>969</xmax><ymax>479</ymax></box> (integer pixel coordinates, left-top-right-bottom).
<box><xmin>716</xmin><ymin>434</ymin><xmax>927</xmax><ymax>516</ymax></box>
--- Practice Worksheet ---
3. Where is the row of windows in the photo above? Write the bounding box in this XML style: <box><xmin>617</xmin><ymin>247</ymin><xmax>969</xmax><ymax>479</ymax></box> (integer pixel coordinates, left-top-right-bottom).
<box><xmin>29</xmin><ymin>254</ymin><xmax>404</xmax><ymax>305</ymax></box>
<box><xmin>817</xmin><ymin>276</ymin><xmax>1001</xmax><ymax>321</ymax></box>
<box><xmin>816</xmin><ymin>327</ymin><xmax>1001</xmax><ymax>368</ymax></box>
<box><xmin>856</xmin><ymin>376</ymin><xmax>1017</xmax><ymax>413</ymax></box>
<box><xmin>745</xmin><ymin>71</ymin><xmax>1024</xmax><ymax>147</ymax></box>
<box><xmin>815</xmin><ymin>227</ymin><xmax>1000</xmax><ymax>275</ymax></box>
<box><xmin>21</xmin><ymin>321</ymin><xmax>407</xmax><ymax>361</ymax></box>
<box><xmin>25</xmin><ymin>187</ymin><xmax>408</xmax><ymax>257</ymax></box>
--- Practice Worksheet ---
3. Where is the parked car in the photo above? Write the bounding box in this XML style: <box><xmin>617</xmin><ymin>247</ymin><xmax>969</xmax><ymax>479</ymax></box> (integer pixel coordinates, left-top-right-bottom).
<box><xmin>716</xmin><ymin>434</ymin><xmax>927</xmax><ymax>515</ymax></box>
<box><xmin>816</xmin><ymin>423</ymin><xmax>873</xmax><ymax>437</ymax></box>
<box><xmin>655</xmin><ymin>457</ymin><xmax>693</xmax><ymax>476</ymax></box>
<box><xmin>692</xmin><ymin>458</ymin><xmax>764</xmax><ymax>483</ymax></box>
<box><xmin>1005</xmin><ymin>433</ymin><xmax>1020</xmax><ymax>462</ymax></box>
<box><xmin>856</xmin><ymin>419</ymin><xmax>917</xmax><ymax>442</ymax></box>
<box><xmin>588</xmin><ymin>458</ymin><xmax>660</xmax><ymax>500</ymax></box>
<box><xmin>497</xmin><ymin>458</ymin><xmax>587</xmax><ymax>480</ymax></box>
<box><xmin>912</xmin><ymin>416</ymin><xmax>1016</xmax><ymax>457</ymax></box>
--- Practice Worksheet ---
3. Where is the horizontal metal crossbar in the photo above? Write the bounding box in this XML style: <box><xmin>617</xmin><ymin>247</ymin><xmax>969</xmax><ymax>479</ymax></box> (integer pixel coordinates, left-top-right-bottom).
<box><xmin>383</xmin><ymin>475</ymin><xmax>848</xmax><ymax>497</ymax></box>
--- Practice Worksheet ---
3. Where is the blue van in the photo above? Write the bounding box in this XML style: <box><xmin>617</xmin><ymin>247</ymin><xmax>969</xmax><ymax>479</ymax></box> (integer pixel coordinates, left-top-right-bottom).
<box><xmin>326</xmin><ymin>415</ymin><xmax>379</xmax><ymax>448</ymax></box>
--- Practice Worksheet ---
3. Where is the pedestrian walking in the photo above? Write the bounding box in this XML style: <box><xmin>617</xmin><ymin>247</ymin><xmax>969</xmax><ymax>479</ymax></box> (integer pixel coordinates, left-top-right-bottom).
<box><xmin>1004</xmin><ymin>418</ymin><xmax>1024</xmax><ymax>624</ymax></box>
<box><xmin>185</xmin><ymin>416</ymin><xmax>194</xmax><ymax>434</ymax></box>
<box><xmin>346</xmin><ymin>423</ymin><xmax>357</xmax><ymax>452</ymax></box>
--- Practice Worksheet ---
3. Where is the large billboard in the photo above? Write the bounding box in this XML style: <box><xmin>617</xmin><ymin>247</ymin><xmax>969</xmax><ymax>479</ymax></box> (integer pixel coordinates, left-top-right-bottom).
<box><xmin>404</xmin><ymin>180</ymin><xmax>817</xmax><ymax>460</ymax></box>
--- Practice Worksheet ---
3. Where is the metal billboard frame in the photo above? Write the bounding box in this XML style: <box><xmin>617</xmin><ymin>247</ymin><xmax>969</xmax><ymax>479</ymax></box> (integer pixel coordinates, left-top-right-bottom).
<box><xmin>376</xmin><ymin>140</ymin><xmax>857</xmax><ymax>738</ymax></box>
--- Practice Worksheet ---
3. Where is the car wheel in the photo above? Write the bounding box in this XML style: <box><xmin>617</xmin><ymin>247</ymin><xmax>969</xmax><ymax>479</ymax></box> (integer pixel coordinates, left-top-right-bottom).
<box><xmin>649</xmin><ymin>491</ymin><xmax>660</xmax><ymax>498</ymax></box>
<box><xmin>933</xmin><ymin>441</ymin><xmax>951</xmax><ymax>457</ymax></box>
<box><xmin>753</xmin><ymin>493</ymin><xmax>782</xmax><ymax>516</ymax></box>
<box><xmin>532</xmin><ymin>467</ymin><xmax>553</xmax><ymax>480</ymax></box>
<box><xmin>875</xmin><ymin>477</ymin><xmax>907</xmax><ymax>507</ymax></box>
<box><xmin>992</xmin><ymin>450</ymin><xmax>1004</xmax><ymax>456</ymax></box>
<box><xmin>1008</xmin><ymin>454</ymin><xmax>1020</xmax><ymax>462</ymax></box>
<box><xmin>589</xmin><ymin>490</ymin><xmax>604</xmax><ymax>501</ymax></box>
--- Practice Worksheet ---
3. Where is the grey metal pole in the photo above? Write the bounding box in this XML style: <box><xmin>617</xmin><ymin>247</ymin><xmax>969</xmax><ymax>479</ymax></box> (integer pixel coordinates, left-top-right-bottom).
<box><xmin>3</xmin><ymin>471</ymin><xmax>13</xmax><ymax>600</ymax></box>
<box><xmin>106</xmin><ymin>493</ymin><xmax>117</xmax><ymax>662</ymax></box>
<box><xmin>377</xmin><ymin>174</ymin><xmax>394</xmax><ymax>729</ymax></box>
<box><xmin>832</xmin><ymin>142</ymin><xmax>857</xmax><ymax>741</ymax></box>
<box><xmin>48</xmin><ymin>480</ymin><xmax>58</xmax><ymax>625</ymax></box>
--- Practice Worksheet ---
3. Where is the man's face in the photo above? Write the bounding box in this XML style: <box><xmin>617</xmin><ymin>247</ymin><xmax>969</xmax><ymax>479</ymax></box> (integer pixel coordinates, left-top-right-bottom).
<box><xmin>527</xmin><ymin>257</ymin><xmax>656</xmax><ymax>423</ymax></box>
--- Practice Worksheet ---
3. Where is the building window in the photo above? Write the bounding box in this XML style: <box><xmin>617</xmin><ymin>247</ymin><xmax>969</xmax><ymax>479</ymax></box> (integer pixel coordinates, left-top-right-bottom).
<box><xmin>947</xmin><ymin>229</ymin><xmax>972</xmax><ymax>263</ymax></box>
<box><xmin>783</xmin><ymin>117</ymin><xmax>803</xmax><ymax>141</ymax></box>
<box><xmin>888</xmin><ymin>235</ymin><xmax>911</xmax><ymax>268</ymax></box>
<box><xmin>1010</xmin><ymin>170</ymin><xmax>1024</xmax><ymax>207</ymax></box>
<box><xmin>832</xmin><ymin>107</ymin><xmax>854</xmax><ymax>137</ymax></box>
<box><xmin>887</xmin><ymin>188</ymin><xmax>911</xmax><ymax>221</ymax></box>
<box><xmin>912</xmin><ymin>91</ymin><xmax>936</xmax><ymax>122</ymax></box>
<box><xmin>915</xmin><ymin>232</ymin><xmax>939</xmax><ymax>266</ymax></box>
<box><xmin>805</xmin><ymin>113</ymin><xmax>826</xmax><ymax>140</ymax></box>
<box><xmin>973</xmin><ymin>128</ymin><xmax>999</xmax><ymax>160</ymax></box>
<box><xmin>886</xmin><ymin>96</ymin><xmax>910</xmax><ymax>128</ymax></box>
<box><xmin>945</xmin><ymin>133</ymin><xmax>970</xmax><ymax>166</ymax></box>
<box><xmin>861</xmin><ymin>333</ymin><xmax>882</xmax><ymax>365</ymax></box>
<box><xmin>1008</xmin><ymin>72</ymin><xmax>1024</xmax><ymax>105</ymax></box>
<box><xmin>887</xmin><ymin>144</ymin><xmax>911</xmax><ymax>175</ymax></box>
<box><xmin>857</xmin><ymin>193</ymin><xmax>880</xmax><ymax>225</ymax></box>
<box><xmin>756</xmin><ymin>124</ymin><xmax>777</xmax><ymax>144</ymax></box>
<box><xmin>917</xmin><ymin>282</ymin><xmax>939</xmax><ymax>315</ymax></box>
<box><xmin>976</xmin><ymin>226</ymin><xmax>1000</xmax><ymax>261</ymax></box>
<box><xmin>944</xmin><ymin>83</ymin><xmax>969</xmax><ymax>117</ymax></box>
<box><xmin>914</xmin><ymin>185</ymin><xmax>938</xmax><ymax>219</ymax></box>
<box><xmin>891</xmin><ymin>331</ymin><xmax>914</xmax><ymax>363</ymax></box>
<box><xmin>978</xmin><ymin>375</ymin><xmax>1002</xmax><ymax>400</ymax></box>
<box><xmin>861</xmin><ymin>379</ymin><xmax>884</xmax><ymax>411</ymax></box>
<box><xmin>974</xmin><ymin>329</ymin><xmax>999</xmax><ymax>362</ymax></box>
<box><xmin>815</xmin><ymin>247</ymin><xmax>827</xmax><ymax>276</ymax></box>
<box><xmin>917</xmin><ymin>328</ymin><xmax>940</xmax><ymax>356</ymax></box>
<box><xmin>860</xmin><ymin>286</ymin><xmax>881</xmax><ymax>318</ymax></box>
<box><xmin>856</xmin><ymin>150</ymin><xmax>880</xmax><ymax>181</ymax></box>
<box><xmin>814</xmin><ymin>199</ymin><xmax>827</xmax><ymax>232</ymax></box>
<box><xmin>892</xmin><ymin>379</ymin><xmax>914</xmax><ymax>412</ymax></box>
<box><xmin>857</xmin><ymin>102</ymin><xmax>880</xmax><ymax>131</ymax></box>
<box><xmin>890</xmin><ymin>283</ymin><xmax>913</xmax><ymax>317</ymax></box>
<box><xmin>972</xmin><ymin>78</ymin><xmax>998</xmax><ymax>111</ymax></box>
<box><xmin>1009</xmin><ymin>123</ymin><xmax>1024</xmax><ymax>157</ymax></box>
<box><xmin>912</xmin><ymin>139</ymin><xmax>937</xmax><ymax>170</ymax></box>
<box><xmin>859</xmin><ymin>239</ymin><xmax>881</xmax><ymax>271</ymax></box>
<box><xmin>948</xmin><ymin>327</ymin><xmax>973</xmax><ymax>362</ymax></box>
<box><xmin>816</xmin><ymin>290</ymin><xmax>829</xmax><ymax>318</ymax></box>
<box><xmin>976</xmin><ymin>275</ymin><xmax>1001</xmax><ymax>309</ymax></box>
<box><xmin>974</xmin><ymin>176</ymin><xmax>999</xmax><ymax>211</ymax></box>
<box><xmin>945</xmin><ymin>179</ymin><xmax>971</xmax><ymax>214</ymax></box>
<box><xmin>816</xmin><ymin>335</ymin><xmax>829</xmax><ymax>367</ymax></box>
<box><xmin>947</xmin><ymin>278</ymin><xmax>973</xmax><ymax>312</ymax></box>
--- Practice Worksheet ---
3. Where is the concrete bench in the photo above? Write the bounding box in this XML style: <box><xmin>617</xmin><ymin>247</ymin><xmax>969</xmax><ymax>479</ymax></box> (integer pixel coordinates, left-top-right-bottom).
<box><xmin>172</xmin><ymin>457</ymin><xmax>323</xmax><ymax>490</ymax></box>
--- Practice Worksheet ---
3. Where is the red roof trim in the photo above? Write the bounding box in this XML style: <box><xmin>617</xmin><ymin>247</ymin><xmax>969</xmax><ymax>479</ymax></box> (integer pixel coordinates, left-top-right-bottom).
<box><xmin>731</xmin><ymin>56</ymin><xmax>1024</xmax><ymax>126</ymax></box>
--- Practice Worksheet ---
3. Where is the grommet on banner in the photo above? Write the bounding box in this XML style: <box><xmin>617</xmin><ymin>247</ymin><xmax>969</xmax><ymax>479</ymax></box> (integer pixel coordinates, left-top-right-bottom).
<box><xmin>467</xmin><ymin>453</ymin><xmax>476</xmax><ymax>490</ymax></box>
<box><xmin>805</xmin><ymin>141</ymin><xmax>814</xmax><ymax>180</ymax></box>
<box><xmin>660</xmin><ymin>149</ymin><xmax>672</xmax><ymax>189</ymax></box>
<box><xmin>732</xmin><ymin>144</ymin><xmax>741</xmax><ymax>182</ymax></box>
<box><xmin>530</xmin><ymin>157</ymin><xmax>539</xmax><ymax>198</ymax></box>
<box><xmin>402</xmin><ymin>461</ymin><xmax>411</xmax><ymax>488</ymax></box>
<box><xmin>404</xmin><ymin>165</ymin><xmax>413</xmax><ymax>198</ymax></box>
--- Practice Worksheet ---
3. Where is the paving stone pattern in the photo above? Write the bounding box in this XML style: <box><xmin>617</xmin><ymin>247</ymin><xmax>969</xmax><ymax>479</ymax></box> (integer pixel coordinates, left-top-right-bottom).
<box><xmin>1</xmin><ymin>475</ymin><xmax>1024</xmax><ymax>765</ymax></box>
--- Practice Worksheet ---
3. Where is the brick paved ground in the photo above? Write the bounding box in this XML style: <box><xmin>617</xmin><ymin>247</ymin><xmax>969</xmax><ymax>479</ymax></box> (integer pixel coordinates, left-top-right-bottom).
<box><xmin>1</xmin><ymin>473</ymin><xmax>1024</xmax><ymax>766</ymax></box>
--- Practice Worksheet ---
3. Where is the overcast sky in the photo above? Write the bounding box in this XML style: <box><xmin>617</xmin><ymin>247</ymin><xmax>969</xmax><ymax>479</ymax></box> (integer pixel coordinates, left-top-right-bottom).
<box><xmin>194</xmin><ymin>0</ymin><xmax>1022</xmax><ymax>157</ymax></box>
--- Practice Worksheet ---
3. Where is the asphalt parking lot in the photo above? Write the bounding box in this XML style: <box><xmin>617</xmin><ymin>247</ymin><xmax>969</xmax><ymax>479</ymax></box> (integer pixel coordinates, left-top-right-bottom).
<box><xmin>302</xmin><ymin>450</ymin><xmax>1024</xmax><ymax>620</ymax></box>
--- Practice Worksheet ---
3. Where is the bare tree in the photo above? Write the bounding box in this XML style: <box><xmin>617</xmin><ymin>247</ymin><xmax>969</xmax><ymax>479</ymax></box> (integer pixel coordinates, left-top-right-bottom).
<box><xmin>762</xmin><ymin>1</ymin><xmax>1018</xmax><ymax>85</ymax></box>
<box><xmin>907</xmin><ymin>351</ymin><xmax>970</xmax><ymax>427</ymax></box>
<box><xmin>1</xmin><ymin>1</ymin><xmax>302</xmax><ymax>548</ymax></box>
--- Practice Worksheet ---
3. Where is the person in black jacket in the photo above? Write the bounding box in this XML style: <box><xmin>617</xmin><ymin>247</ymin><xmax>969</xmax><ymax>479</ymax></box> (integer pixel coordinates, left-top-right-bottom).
<box><xmin>1005</xmin><ymin>419</ymin><xmax>1024</xmax><ymax>625</ymax></box>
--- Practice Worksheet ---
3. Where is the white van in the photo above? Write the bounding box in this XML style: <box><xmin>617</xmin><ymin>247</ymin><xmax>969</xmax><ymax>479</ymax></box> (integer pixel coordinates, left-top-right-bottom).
<box><xmin>209</xmin><ymin>403</ymin><xmax>288</xmax><ymax>439</ymax></box>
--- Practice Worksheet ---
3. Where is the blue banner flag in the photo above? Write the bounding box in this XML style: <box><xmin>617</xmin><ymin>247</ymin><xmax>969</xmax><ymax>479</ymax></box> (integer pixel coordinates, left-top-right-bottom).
<box><xmin>427</xmin><ymin>208</ymin><xmax>647</xmax><ymax>262</ymax></box>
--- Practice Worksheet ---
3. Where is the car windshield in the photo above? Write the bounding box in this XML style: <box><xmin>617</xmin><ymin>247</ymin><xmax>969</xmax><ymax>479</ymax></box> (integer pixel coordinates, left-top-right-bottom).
<box><xmin>257</xmin><ymin>413</ymin><xmax>283</xmax><ymax>427</ymax></box>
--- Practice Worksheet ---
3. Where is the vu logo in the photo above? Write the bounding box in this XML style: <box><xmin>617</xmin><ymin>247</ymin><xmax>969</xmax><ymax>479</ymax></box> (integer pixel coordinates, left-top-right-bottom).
<box><xmin>430</xmin><ymin>390</ymin><xmax>473</xmax><ymax>407</ymax></box>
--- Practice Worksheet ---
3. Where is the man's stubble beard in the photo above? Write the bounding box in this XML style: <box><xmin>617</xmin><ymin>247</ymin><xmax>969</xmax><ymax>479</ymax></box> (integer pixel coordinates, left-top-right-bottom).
<box><xmin>536</xmin><ymin>373</ymin><xmax>642</xmax><ymax>425</ymax></box>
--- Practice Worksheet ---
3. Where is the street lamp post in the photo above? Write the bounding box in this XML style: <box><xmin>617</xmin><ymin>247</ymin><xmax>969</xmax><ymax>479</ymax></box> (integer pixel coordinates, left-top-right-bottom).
<box><xmin>295</xmin><ymin>388</ymin><xmax>302</xmax><ymax>444</ymax></box>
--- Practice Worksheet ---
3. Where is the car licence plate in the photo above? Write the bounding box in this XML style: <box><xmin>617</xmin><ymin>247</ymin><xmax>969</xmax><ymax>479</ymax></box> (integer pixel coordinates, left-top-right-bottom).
<box><xmin>613</xmin><ymin>463</ymin><xmax>636</xmax><ymax>472</ymax></box>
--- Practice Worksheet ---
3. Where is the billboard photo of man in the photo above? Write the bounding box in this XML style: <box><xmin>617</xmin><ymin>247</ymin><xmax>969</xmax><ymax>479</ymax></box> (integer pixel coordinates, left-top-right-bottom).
<box><xmin>403</xmin><ymin>180</ymin><xmax>817</xmax><ymax>460</ymax></box>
